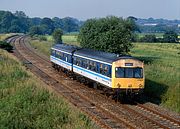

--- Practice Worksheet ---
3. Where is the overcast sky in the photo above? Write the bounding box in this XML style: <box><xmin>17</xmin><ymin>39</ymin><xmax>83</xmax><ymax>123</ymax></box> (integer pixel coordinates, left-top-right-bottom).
<box><xmin>0</xmin><ymin>0</ymin><xmax>179</xmax><ymax>20</ymax></box>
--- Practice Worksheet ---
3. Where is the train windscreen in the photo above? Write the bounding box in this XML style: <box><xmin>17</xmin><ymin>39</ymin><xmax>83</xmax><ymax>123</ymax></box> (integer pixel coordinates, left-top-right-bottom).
<box><xmin>115</xmin><ymin>67</ymin><xmax>143</xmax><ymax>78</ymax></box>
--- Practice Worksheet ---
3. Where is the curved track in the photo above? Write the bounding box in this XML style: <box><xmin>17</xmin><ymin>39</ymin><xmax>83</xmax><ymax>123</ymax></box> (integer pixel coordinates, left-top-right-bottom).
<box><xmin>9</xmin><ymin>36</ymin><xmax>180</xmax><ymax>129</ymax></box>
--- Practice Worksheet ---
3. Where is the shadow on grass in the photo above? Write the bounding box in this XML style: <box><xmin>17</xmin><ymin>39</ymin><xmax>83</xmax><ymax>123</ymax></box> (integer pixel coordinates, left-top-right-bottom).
<box><xmin>136</xmin><ymin>56</ymin><xmax>160</xmax><ymax>65</ymax></box>
<box><xmin>120</xmin><ymin>79</ymin><xmax>169</xmax><ymax>105</ymax></box>
<box><xmin>138</xmin><ymin>79</ymin><xmax>169</xmax><ymax>105</ymax></box>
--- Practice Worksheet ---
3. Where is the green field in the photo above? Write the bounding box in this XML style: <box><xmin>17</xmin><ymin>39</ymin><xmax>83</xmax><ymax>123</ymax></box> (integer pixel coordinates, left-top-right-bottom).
<box><xmin>30</xmin><ymin>35</ymin><xmax>180</xmax><ymax>113</ymax></box>
<box><xmin>62</xmin><ymin>35</ymin><xmax>80</xmax><ymax>46</ymax></box>
<box><xmin>137</xmin><ymin>33</ymin><xmax>164</xmax><ymax>38</ymax></box>
<box><xmin>0</xmin><ymin>49</ymin><xmax>97</xmax><ymax>129</ymax></box>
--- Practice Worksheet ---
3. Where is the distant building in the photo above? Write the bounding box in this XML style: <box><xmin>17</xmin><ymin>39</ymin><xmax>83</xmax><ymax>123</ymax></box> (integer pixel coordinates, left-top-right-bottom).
<box><xmin>143</xmin><ymin>23</ymin><xmax>157</xmax><ymax>26</ymax></box>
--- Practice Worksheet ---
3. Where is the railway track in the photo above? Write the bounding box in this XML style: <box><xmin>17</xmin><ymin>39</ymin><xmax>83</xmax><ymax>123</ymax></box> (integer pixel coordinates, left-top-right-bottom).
<box><xmin>8</xmin><ymin>36</ymin><xmax>180</xmax><ymax>129</ymax></box>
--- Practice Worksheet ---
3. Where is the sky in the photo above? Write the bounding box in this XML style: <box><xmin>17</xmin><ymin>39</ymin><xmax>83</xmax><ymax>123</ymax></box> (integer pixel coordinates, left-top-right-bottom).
<box><xmin>0</xmin><ymin>0</ymin><xmax>180</xmax><ymax>20</ymax></box>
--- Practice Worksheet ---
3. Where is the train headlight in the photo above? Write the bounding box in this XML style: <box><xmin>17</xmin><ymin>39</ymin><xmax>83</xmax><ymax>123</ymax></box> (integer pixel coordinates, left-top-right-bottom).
<box><xmin>139</xmin><ymin>84</ymin><xmax>143</xmax><ymax>88</ymax></box>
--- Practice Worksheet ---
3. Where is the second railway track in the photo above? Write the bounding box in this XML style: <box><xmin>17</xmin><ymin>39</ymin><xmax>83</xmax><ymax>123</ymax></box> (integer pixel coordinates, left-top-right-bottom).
<box><xmin>9</xmin><ymin>36</ymin><xmax>180</xmax><ymax>129</ymax></box>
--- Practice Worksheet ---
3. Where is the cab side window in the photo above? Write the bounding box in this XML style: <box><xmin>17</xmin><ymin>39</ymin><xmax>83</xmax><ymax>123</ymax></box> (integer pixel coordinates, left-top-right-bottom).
<box><xmin>51</xmin><ymin>49</ymin><xmax>55</xmax><ymax>56</ymax></box>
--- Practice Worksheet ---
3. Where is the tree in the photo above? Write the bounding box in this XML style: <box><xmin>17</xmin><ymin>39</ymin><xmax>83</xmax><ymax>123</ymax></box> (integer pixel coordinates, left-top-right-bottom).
<box><xmin>29</xmin><ymin>26</ymin><xmax>43</xmax><ymax>36</ymax></box>
<box><xmin>61</xmin><ymin>17</ymin><xmax>79</xmax><ymax>33</ymax></box>
<box><xmin>14</xmin><ymin>11</ymin><xmax>28</xmax><ymax>18</ymax></box>
<box><xmin>0</xmin><ymin>11</ymin><xmax>15</xmax><ymax>33</ymax></box>
<box><xmin>0</xmin><ymin>10</ymin><xmax>82</xmax><ymax>34</ymax></box>
<box><xmin>9</xmin><ymin>25</ymin><xmax>21</xmax><ymax>33</ymax></box>
<box><xmin>163</xmin><ymin>31</ymin><xmax>178</xmax><ymax>43</ymax></box>
<box><xmin>52</xmin><ymin>17</ymin><xmax>63</xmax><ymax>29</ymax></box>
<box><xmin>78</xmin><ymin>16</ymin><xmax>134</xmax><ymax>54</ymax></box>
<box><xmin>41</xmin><ymin>18</ymin><xmax>55</xmax><ymax>34</ymax></box>
<box><xmin>52</xmin><ymin>28</ymin><xmax>63</xmax><ymax>44</ymax></box>
<box><xmin>127</xmin><ymin>16</ymin><xmax>140</xmax><ymax>32</ymax></box>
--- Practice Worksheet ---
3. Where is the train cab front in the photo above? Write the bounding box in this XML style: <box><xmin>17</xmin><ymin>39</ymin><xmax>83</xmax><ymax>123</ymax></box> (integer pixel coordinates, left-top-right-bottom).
<box><xmin>112</xmin><ymin>58</ymin><xmax>145</xmax><ymax>95</ymax></box>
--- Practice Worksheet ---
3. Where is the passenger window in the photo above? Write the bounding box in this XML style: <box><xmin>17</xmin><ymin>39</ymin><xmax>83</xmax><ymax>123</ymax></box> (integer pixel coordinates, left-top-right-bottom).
<box><xmin>63</xmin><ymin>54</ymin><xmax>66</xmax><ymax>61</ymax></box>
<box><xmin>100</xmin><ymin>64</ymin><xmax>103</xmax><ymax>74</ymax></box>
<box><xmin>76</xmin><ymin>58</ymin><xmax>81</xmax><ymax>66</ymax></box>
<box><xmin>82</xmin><ymin>59</ymin><xmax>85</xmax><ymax>68</ymax></box>
<box><xmin>76</xmin><ymin>58</ymin><xmax>79</xmax><ymax>66</ymax></box>
<box><xmin>73</xmin><ymin>57</ymin><xmax>76</xmax><ymax>64</ymax></box>
<box><xmin>68</xmin><ymin>55</ymin><xmax>72</xmax><ymax>63</ymax></box>
<box><xmin>86</xmin><ymin>60</ymin><xmax>89</xmax><ymax>69</ymax></box>
<box><xmin>56</xmin><ymin>51</ymin><xmax>60</xmax><ymax>58</ymax></box>
<box><xmin>92</xmin><ymin>62</ymin><xmax>96</xmax><ymax>72</ymax></box>
<box><xmin>105</xmin><ymin>65</ymin><xmax>111</xmax><ymax>77</ymax></box>
<box><xmin>104</xmin><ymin>65</ymin><xmax>108</xmax><ymax>75</ymax></box>
<box><xmin>99</xmin><ymin>64</ymin><xmax>111</xmax><ymax>77</ymax></box>
<box><xmin>89</xmin><ymin>61</ymin><xmax>96</xmax><ymax>72</ymax></box>
<box><xmin>82</xmin><ymin>59</ymin><xmax>88</xmax><ymax>69</ymax></box>
<box><xmin>108</xmin><ymin>66</ymin><xmax>112</xmax><ymax>77</ymax></box>
<box><xmin>89</xmin><ymin>61</ymin><xmax>92</xmax><ymax>70</ymax></box>
<box><xmin>79</xmin><ymin>58</ymin><xmax>82</xmax><ymax>66</ymax></box>
<box><xmin>59</xmin><ymin>52</ymin><xmax>63</xmax><ymax>59</ymax></box>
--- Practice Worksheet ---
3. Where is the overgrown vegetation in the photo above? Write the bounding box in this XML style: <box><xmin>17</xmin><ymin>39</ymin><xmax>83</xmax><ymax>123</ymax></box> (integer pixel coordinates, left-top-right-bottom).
<box><xmin>30</xmin><ymin>35</ymin><xmax>180</xmax><ymax>113</ymax></box>
<box><xmin>0</xmin><ymin>49</ymin><xmax>97</xmax><ymax>129</ymax></box>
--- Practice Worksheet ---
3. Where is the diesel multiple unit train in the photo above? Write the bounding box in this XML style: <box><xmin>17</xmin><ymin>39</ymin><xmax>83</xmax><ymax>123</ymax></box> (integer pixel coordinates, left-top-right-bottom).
<box><xmin>50</xmin><ymin>44</ymin><xmax>144</xmax><ymax>95</ymax></box>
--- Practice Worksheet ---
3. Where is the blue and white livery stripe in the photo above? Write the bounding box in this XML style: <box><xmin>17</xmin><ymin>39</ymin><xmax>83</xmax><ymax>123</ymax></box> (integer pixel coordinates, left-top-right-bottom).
<box><xmin>50</xmin><ymin>55</ymin><xmax>112</xmax><ymax>87</ymax></box>
<box><xmin>50</xmin><ymin>56</ymin><xmax>72</xmax><ymax>70</ymax></box>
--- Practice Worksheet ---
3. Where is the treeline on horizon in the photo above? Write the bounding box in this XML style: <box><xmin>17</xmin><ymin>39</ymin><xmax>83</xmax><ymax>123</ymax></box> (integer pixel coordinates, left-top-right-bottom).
<box><xmin>0</xmin><ymin>10</ymin><xmax>179</xmax><ymax>43</ymax></box>
<box><xmin>0</xmin><ymin>10</ymin><xmax>82</xmax><ymax>34</ymax></box>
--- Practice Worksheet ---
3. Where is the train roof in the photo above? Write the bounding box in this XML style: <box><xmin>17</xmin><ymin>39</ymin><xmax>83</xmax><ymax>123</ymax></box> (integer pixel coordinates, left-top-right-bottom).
<box><xmin>52</xmin><ymin>43</ymin><xmax>79</xmax><ymax>53</ymax></box>
<box><xmin>74</xmin><ymin>48</ymin><xmax>137</xmax><ymax>64</ymax></box>
<box><xmin>51</xmin><ymin>44</ymin><xmax>139</xmax><ymax>64</ymax></box>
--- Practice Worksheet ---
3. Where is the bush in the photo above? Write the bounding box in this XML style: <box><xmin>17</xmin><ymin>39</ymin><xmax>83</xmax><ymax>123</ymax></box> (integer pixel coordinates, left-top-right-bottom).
<box><xmin>0</xmin><ymin>41</ymin><xmax>13</xmax><ymax>52</ymax></box>
<box><xmin>163</xmin><ymin>31</ymin><xmax>178</xmax><ymax>43</ymax></box>
<box><xmin>139</xmin><ymin>34</ymin><xmax>157</xmax><ymax>42</ymax></box>
<box><xmin>38</xmin><ymin>35</ymin><xmax>47</xmax><ymax>41</ymax></box>
<box><xmin>52</xmin><ymin>29</ymin><xmax>63</xmax><ymax>44</ymax></box>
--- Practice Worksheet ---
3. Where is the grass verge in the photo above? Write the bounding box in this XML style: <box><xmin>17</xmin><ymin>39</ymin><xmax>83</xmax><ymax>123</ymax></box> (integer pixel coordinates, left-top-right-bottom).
<box><xmin>0</xmin><ymin>33</ymin><xmax>16</xmax><ymax>41</ymax></box>
<box><xmin>0</xmin><ymin>49</ymin><xmax>98</xmax><ymax>129</ymax></box>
